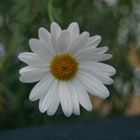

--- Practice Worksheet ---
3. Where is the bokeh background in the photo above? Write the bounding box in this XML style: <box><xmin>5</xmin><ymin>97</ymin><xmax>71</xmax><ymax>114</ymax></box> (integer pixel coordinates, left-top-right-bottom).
<box><xmin>0</xmin><ymin>0</ymin><xmax>140</xmax><ymax>129</ymax></box>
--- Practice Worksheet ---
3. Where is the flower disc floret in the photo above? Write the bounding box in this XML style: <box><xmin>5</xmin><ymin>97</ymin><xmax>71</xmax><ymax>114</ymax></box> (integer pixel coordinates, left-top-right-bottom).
<box><xmin>50</xmin><ymin>53</ymin><xmax>78</xmax><ymax>80</ymax></box>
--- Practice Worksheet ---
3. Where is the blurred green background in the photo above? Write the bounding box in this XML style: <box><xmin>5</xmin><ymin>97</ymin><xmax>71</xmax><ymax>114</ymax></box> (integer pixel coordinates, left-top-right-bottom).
<box><xmin>0</xmin><ymin>0</ymin><xmax>140</xmax><ymax>128</ymax></box>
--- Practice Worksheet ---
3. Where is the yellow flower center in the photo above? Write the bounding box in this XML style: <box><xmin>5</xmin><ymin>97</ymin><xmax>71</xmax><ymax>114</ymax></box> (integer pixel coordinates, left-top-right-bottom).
<box><xmin>50</xmin><ymin>53</ymin><xmax>78</xmax><ymax>80</ymax></box>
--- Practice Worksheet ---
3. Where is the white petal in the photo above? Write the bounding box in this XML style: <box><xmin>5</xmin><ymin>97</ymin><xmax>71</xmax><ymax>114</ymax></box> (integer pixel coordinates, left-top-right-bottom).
<box><xmin>59</xmin><ymin>81</ymin><xmax>73</xmax><ymax>117</ymax></box>
<box><xmin>47</xmin><ymin>95</ymin><xmax>60</xmax><ymax>116</ymax></box>
<box><xmin>19</xmin><ymin>66</ymin><xmax>48</xmax><ymax>76</ymax></box>
<box><xmin>68</xmin><ymin>81</ymin><xmax>80</xmax><ymax>115</ymax></box>
<box><xmin>39</xmin><ymin>80</ymin><xmax>58</xmax><ymax>113</ymax></box>
<box><xmin>38</xmin><ymin>27</ymin><xmax>51</xmax><ymax>45</ymax></box>
<box><xmin>58</xmin><ymin>30</ymin><xmax>71</xmax><ymax>53</ymax></box>
<box><xmin>51</xmin><ymin>22</ymin><xmax>61</xmax><ymax>36</ymax></box>
<box><xmin>29</xmin><ymin>39</ymin><xmax>52</xmax><ymax>59</ymax></box>
<box><xmin>71</xmin><ymin>78</ymin><xmax>92</xmax><ymax>111</ymax></box>
<box><xmin>19</xmin><ymin>75</ymin><xmax>41</xmax><ymax>83</ymax></box>
<box><xmin>67</xmin><ymin>32</ymin><xmax>89</xmax><ymax>54</ymax></box>
<box><xmin>51</xmin><ymin>22</ymin><xmax>62</xmax><ymax>53</ymax></box>
<box><xmin>74</xmin><ymin>46</ymin><xmax>108</xmax><ymax>57</ymax></box>
<box><xmin>19</xmin><ymin>66</ymin><xmax>48</xmax><ymax>83</ymax></box>
<box><xmin>87</xmin><ymin>35</ymin><xmax>101</xmax><ymax>48</ymax></box>
<box><xmin>67</xmin><ymin>22</ymin><xmax>79</xmax><ymax>39</ymax></box>
<box><xmin>79</xmin><ymin>65</ymin><xmax>113</xmax><ymax>85</ymax></box>
<box><xmin>18</xmin><ymin>52</ymin><xmax>44</xmax><ymax>65</ymax></box>
<box><xmin>79</xmin><ymin>61</ymin><xmax>116</xmax><ymax>76</ymax></box>
<box><xmin>77</xmin><ymin>53</ymin><xmax>112</xmax><ymax>61</ymax></box>
<box><xmin>92</xmin><ymin>62</ymin><xmax>116</xmax><ymax>76</ymax></box>
<box><xmin>29</xmin><ymin>74</ymin><xmax>54</xmax><ymax>101</ymax></box>
<box><xmin>77</xmin><ymin>71</ymin><xmax>110</xmax><ymax>99</ymax></box>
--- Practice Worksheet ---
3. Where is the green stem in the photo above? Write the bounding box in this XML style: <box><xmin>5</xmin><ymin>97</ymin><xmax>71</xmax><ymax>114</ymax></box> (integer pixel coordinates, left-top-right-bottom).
<box><xmin>48</xmin><ymin>0</ymin><xmax>54</xmax><ymax>23</ymax></box>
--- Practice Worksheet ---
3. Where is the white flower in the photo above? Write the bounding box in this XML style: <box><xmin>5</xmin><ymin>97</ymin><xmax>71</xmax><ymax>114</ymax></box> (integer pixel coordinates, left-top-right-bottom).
<box><xmin>18</xmin><ymin>22</ymin><xmax>116</xmax><ymax>117</ymax></box>
<box><xmin>0</xmin><ymin>42</ymin><xmax>5</xmax><ymax>57</ymax></box>
<box><xmin>104</xmin><ymin>0</ymin><xmax>118</xmax><ymax>7</ymax></box>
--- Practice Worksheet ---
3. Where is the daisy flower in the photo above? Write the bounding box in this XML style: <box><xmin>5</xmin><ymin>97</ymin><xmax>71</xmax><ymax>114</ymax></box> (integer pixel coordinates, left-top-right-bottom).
<box><xmin>18</xmin><ymin>22</ymin><xmax>116</xmax><ymax>117</ymax></box>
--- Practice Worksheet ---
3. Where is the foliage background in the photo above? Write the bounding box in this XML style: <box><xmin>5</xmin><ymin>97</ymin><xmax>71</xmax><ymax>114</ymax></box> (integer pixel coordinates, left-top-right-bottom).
<box><xmin>0</xmin><ymin>0</ymin><xmax>140</xmax><ymax>128</ymax></box>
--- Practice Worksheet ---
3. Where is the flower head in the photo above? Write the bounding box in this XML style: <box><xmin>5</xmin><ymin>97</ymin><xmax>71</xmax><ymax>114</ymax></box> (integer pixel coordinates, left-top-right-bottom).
<box><xmin>18</xmin><ymin>22</ymin><xmax>116</xmax><ymax>117</ymax></box>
